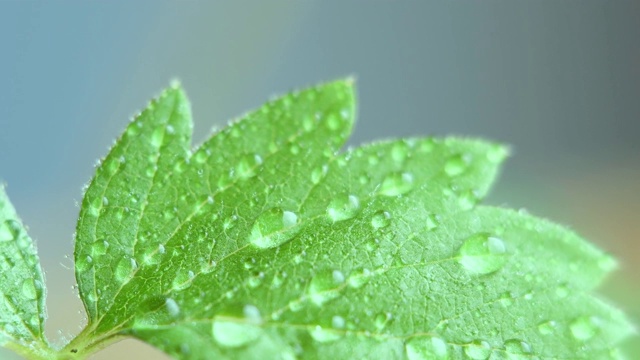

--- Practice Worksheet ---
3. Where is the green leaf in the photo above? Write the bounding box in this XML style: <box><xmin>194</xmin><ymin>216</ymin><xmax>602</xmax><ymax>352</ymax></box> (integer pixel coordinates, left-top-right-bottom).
<box><xmin>0</xmin><ymin>185</ymin><xmax>49</xmax><ymax>358</ymax></box>
<box><xmin>72</xmin><ymin>79</ymin><xmax>635</xmax><ymax>359</ymax></box>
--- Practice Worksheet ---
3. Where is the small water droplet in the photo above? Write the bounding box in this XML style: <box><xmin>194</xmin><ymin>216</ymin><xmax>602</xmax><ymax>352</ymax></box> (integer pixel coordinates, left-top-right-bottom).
<box><xmin>308</xmin><ymin>270</ymin><xmax>345</xmax><ymax>306</ymax></box>
<box><xmin>371</xmin><ymin>210</ymin><xmax>391</xmax><ymax>229</ymax></box>
<box><xmin>374</xmin><ymin>312</ymin><xmax>392</xmax><ymax>330</ymax></box>
<box><xmin>425</xmin><ymin>213</ymin><xmax>440</xmax><ymax>231</ymax></box>
<box><xmin>464</xmin><ymin>340</ymin><xmax>492</xmax><ymax>359</ymax></box>
<box><xmin>332</xmin><ymin>315</ymin><xmax>345</xmax><ymax>329</ymax></box>
<box><xmin>457</xmin><ymin>189</ymin><xmax>479</xmax><ymax>210</ymax></box>
<box><xmin>326</xmin><ymin>194</ymin><xmax>360</xmax><ymax>222</ymax></box>
<box><xmin>444</xmin><ymin>154</ymin><xmax>469</xmax><ymax>177</ymax></box>
<box><xmin>150</xmin><ymin>126</ymin><xmax>164</xmax><ymax>148</ymax></box>
<box><xmin>378</xmin><ymin>172</ymin><xmax>414</xmax><ymax>197</ymax></box>
<box><xmin>249</xmin><ymin>208</ymin><xmax>300</xmax><ymax>249</ymax></box>
<box><xmin>487</xmin><ymin>144</ymin><xmax>508</xmax><ymax>163</ymax></box>
<box><xmin>499</xmin><ymin>292</ymin><xmax>514</xmax><ymax>307</ymax></box>
<box><xmin>457</xmin><ymin>233</ymin><xmax>507</xmax><ymax>275</ymax></box>
<box><xmin>405</xmin><ymin>337</ymin><xmax>448</xmax><ymax>360</ymax></box>
<box><xmin>212</xmin><ymin>305</ymin><xmax>263</xmax><ymax>348</ymax></box>
<box><xmin>537</xmin><ymin>320</ymin><xmax>557</xmax><ymax>335</ymax></box>
<box><xmin>570</xmin><ymin>316</ymin><xmax>600</xmax><ymax>341</ymax></box>
<box><xmin>165</xmin><ymin>298</ymin><xmax>180</xmax><ymax>318</ymax></box>
<box><xmin>172</xmin><ymin>270</ymin><xmax>194</xmax><ymax>291</ymax></box>
<box><xmin>158</xmin><ymin>244</ymin><xmax>166</xmax><ymax>254</ymax></box>
<box><xmin>555</xmin><ymin>284</ymin><xmax>569</xmax><ymax>298</ymax></box>
<box><xmin>21</xmin><ymin>280</ymin><xmax>37</xmax><ymax>300</ymax></box>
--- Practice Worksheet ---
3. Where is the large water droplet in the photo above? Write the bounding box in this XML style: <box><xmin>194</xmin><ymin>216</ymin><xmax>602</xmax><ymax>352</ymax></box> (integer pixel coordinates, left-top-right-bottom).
<box><xmin>308</xmin><ymin>270</ymin><xmax>345</xmax><ymax>306</ymax></box>
<box><xmin>570</xmin><ymin>316</ymin><xmax>600</xmax><ymax>341</ymax></box>
<box><xmin>371</xmin><ymin>210</ymin><xmax>391</xmax><ymax>229</ymax></box>
<box><xmin>326</xmin><ymin>195</ymin><xmax>360</xmax><ymax>222</ymax></box>
<box><xmin>444</xmin><ymin>154</ymin><xmax>469</xmax><ymax>177</ymax></box>
<box><xmin>309</xmin><ymin>325</ymin><xmax>340</xmax><ymax>343</ymax></box>
<box><xmin>537</xmin><ymin>320</ymin><xmax>557</xmax><ymax>335</ymax></box>
<box><xmin>464</xmin><ymin>340</ymin><xmax>492</xmax><ymax>359</ymax></box>
<box><xmin>457</xmin><ymin>233</ymin><xmax>507</xmax><ymax>275</ymax></box>
<box><xmin>379</xmin><ymin>172</ymin><xmax>414</xmax><ymax>197</ymax></box>
<box><xmin>503</xmin><ymin>339</ymin><xmax>532</xmax><ymax>358</ymax></box>
<box><xmin>212</xmin><ymin>305</ymin><xmax>263</xmax><ymax>348</ymax></box>
<box><xmin>249</xmin><ymin>208</ymin><xmax>300</xmax><ymax>249</ymax></box>
<box><xmin>115</xmin><ymin>257</ymin><xmax>137</xmax><ymax>282</ymax></box>
<box><xmin>0</xmin><ymin>220</ymin><xmax>19</xmax><ymax>242</ymax></box>
<box><xmin>165</xmin><ymin>298</ymin><xmax>180</xmax><ymax>318</ymax></box>
<box><xmin>21</xmin><ymin>280</ymin><xmax>37</xmax><ymax>300</ymax></box>
<box><xmin>405</xmin><ymin>337</ymin><xmax>448</xmax><ymax>360</ymax></box>
<box><xmin>236</xmin><ymin>154</ymin><xmax>263</xmax><ymax>179</ymax></box>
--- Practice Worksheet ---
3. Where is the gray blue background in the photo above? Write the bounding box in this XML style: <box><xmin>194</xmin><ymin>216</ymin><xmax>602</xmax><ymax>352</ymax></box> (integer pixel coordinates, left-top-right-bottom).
<box><xmin>1</xmin><ymin>2</ymin><xmax>638</xmax><ymax>358</ymax></box>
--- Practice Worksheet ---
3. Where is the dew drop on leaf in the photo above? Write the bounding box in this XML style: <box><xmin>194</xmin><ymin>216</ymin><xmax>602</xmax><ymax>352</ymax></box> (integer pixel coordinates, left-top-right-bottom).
<box><xmin>374</xmin><ymin>312</ymin><xmax>392</xmax><ymax>330</ymax></box>
<box><xmin>371</xmin><ymin>210</ymin><xmax>391</xmax><ymax>229</ymax></box>
<box><xmin>0</xmin><ymin>220</ymin><xmax>19</xmax><ymax>242</ymax></box>
<box><xmin>236</xmin><ymin>153</ymin><xmax>263</xmax><ymax>179</ymax></box>
<box><xmin>332</xmin><ymin>315</ymin><xmax>346</xmax><ymax>329</ymax></box>
<box><xmin>212</xmin><ymin>306</ymin><xmax>263</xmax><ymax>348</ymax></box>
<box><xmin>326</xmin><ymin>194</ymin><xmax>360</xmax><ymax>222</ymax></box>
<box><xmin>165</xmin><ymin>298</ymin><xmax>180</xmax><ymax>318</ymax></box>
<box><xmin>21</xmin><ymin>280</ymin><xmax>37</xmax><ymax>300</ymax></box>
<box><xmin>537</xmin><ymin>320</ymin><xmax>558</xmax><ymax>335</ymax></box>
<box><xmin>308</xmin><ymin>269</ymin><xmax>345</xmax><ymax>306</ymax></box>
<box><xmin>425</xmin><ymin>213</ymin><xmax>440</xmax><ymax>231</ymax></box>
<box><xmin>114</xmin><ymin>257</ymin><xmax>137</xmax><ymax>282</ymax></box>
<box><xmin>570</xmin><ymin>316</ymin><xmax>600</xmax><ymax>341</ymax></box>
<box><xmin>378</xmin><ymin>172</ymin><xmax>414</xmax><ymax>197</ymax></box>
<box><xmin>404</xmin><ymin>336</ymin><xmax>448</xmax><ymax>360</ymax></box>
<box><xmin>310</xmin><ymin>165</ymin><xmax>328</xmax><ymax>184</ymax></box>
<box><xmin>444</xmin><ymin>154</ymin><xmax>469</xmax><ymax>177</ymax></box>
<box><xmin>457</xmin><ymin>233</ymin><xmax>507</xmax><ymax>275</ymax></box>
<box><xmin>347</xmin><ymin>268</ymin><xmax>372</xmax><ymax>289</ymax></box>
<box><xmin>248</xmin><ymin>208</ymin><xmax>299</xmax><ymax>249</ymax></box>
<box><xmin>464</xmin><ymin>339</ymin><xmax>492</xmax><ymax>359</ymax></box>
<box><xmin>309</xmin><ymin>325</ymin><xmax>340</xmax><ymax>343</ymax></box>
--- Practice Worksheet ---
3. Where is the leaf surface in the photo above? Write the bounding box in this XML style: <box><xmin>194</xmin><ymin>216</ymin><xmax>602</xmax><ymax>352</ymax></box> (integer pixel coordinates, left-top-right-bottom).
<box><xmin>74</xmin><ymin>80</ymin><xmax>635</xmax><ymax>359</ymax></box>
<box><xmin>0</xmin><ymin>185</ymin><xmax>49</xmax><ymax>358</ymax></box>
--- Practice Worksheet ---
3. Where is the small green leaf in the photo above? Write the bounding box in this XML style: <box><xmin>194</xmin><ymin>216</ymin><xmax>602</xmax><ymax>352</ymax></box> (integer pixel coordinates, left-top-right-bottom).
<box><xmin>71</xmin><ymin>79</ymin><xmax>635</xmax><ymax>359</ymax></box>
<box><xmin>0</xmin><ymin>185</ymin><xmax>49</xmax><ymax>358</ymax></box>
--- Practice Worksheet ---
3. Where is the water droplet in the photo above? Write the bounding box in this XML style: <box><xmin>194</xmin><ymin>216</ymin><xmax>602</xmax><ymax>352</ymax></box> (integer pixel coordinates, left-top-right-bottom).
<box><xmin>487</xmin><ymin>144</ymin><xmax>508</xmax><ymax>163</ymax></box>
<box><xmin>150</xmin><ymin>126</ymin><xmax>164</xmax><ymax>148</ymax></box>
<box><xmin>0</xmin><ymin>220</ymin><xmax>19</xmax><ymax>242</ymax></box>
<box><xmin>332</xmin><ymin>315</ymin><xmax>345</xmax><ymax>329</ymax></box>
<box><xmin>444</xmin><ymin>154</ymin><xmax>469</xmax><ymax>177</ymax></box>
<box><xmin>326</xmin><ymin>114</ymin><xmax>341</xmax><ymax>131</ymax></box>
<box><xmin>165</xmin><ymin>298</ymin><xmax>180</xmax><ymax>318</ymax></box>
<box><xmin>347</xmin><ymin>268</ymin><xmax>372</xmax><ymax>288</ymax></box>
<box><xmin>114</xmin><ymin>257</ymin><xmax>137</xmax><ymax>282</ymax></box>
<box><xmin>537</xmin><ymin>320</ymin><xmax>557</xmax><ymax>335</ymax></box>
<box><xmin>236</xmin><ymin>154</ymin><xmax>263</xmax><ymax>179</ymax></box>
<box><xmin>158</xmin><ymin>244</ymin><xmax>166</xmax><ymax>254</ymax></box>
<box><xmin>212</xmin><ymin>305</ymin><xmax>263</xmax><ymax>348</ymax></box>
<box><xmin>457</xmin><ymin>233</ymin><xmax>507</xmax><ymax>275</ymax></box>
<box><xmin>405</xmin><ymin>337</ymin><xmax>448</xmax><ymax>360</ymax></box>
<box><xmin>499</xmin><ymin>292</ymin><xmax>514</xmax><ymax>307</ymax></box>
<box><xmin>172</xmin><ymin>270</ymin><xmax>195</xmax><ymax>291</ymax></box>
<box><xmin>21</xmin><ymin>280</ymin><xmax>37</xmax><ymax>300</ymax></box>
<box><xmin>391</xmin><ymin>141</ymin><xmax>410</xmax><ymax>163</ymax></box>
<box><xmin>378</xmin><ymin>172</ymin><xmax>414</xmax><ymax>197</ymax></box>
<box><xmin>326</xmin><ymin>194</ymin><xmax>360</xmax><ymax>222</ymax></box>
<box><xmin>457</xmin><ymin>189</ymin><xmax>479</xmax><ymax>210</ymax></box>
<box><xmin>464</xmin><ymin>340</ymin><xmax>492</xmax><ymax>359</ymax></box>
<box><xmin>309</xmin><ymin>325</ymin><xmax>340</xmax><ymax>343</ymax></box>
<box><xmin>503</xmin><ymin>339</ymin><xmax>531</xmax><ymax>356</ymax></box>
<box><xmin>311</xmin><ymin>165</ymin><xmax>329</xmax><ymax>184</ymax></box>
<box><xmin>308</xmin><ymin>270</ymin><xmax>345</xmax><ymax>306</ymax></box>
<box><xmin>570</xmin><ymin>316</ymin><xmax>600</xmax><ymax>341</ymax></box>
<box><xmin>425</xmin><ymin>213</ymin><xmax>440</xmax><ymax>231</ymax></box>
<box><xmin>371</xmin><ymin>210</ymin><xmax>391</xmax><ymax>229</ymax></box>
<box><xmin>249</xmin><ymin>208</ymin><xmax>300</xmax><ymax>249</ymax></box>
<box><xmin>374</xmin><ymin>312</ymin><xmax>392</xmax><ymax>330</ymax></box>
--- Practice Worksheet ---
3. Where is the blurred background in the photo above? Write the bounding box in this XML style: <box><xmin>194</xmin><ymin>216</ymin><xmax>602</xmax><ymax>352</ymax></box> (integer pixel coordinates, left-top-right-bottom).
<box><xmin>0</xmin><ymin>1</ymin><xmax>638</xmax><ymax>358</ymax></box>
